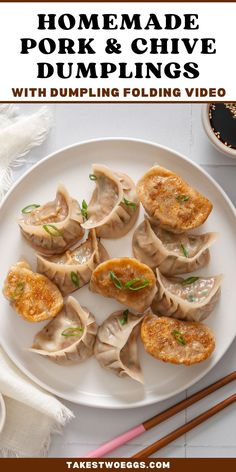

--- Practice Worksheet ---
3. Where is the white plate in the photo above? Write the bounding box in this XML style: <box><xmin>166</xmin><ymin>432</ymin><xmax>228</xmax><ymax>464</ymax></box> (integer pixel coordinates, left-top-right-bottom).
<box><xmin>0</xmin><ymin>138</ymin><xmax>235</xmax><ymax>409</ymax></box>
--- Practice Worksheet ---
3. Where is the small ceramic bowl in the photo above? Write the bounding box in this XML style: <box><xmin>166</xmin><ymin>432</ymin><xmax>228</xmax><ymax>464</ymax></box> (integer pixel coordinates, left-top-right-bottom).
<box><xmin>0</xmin><ymin>393</ymin><xmax>6</xmax><ymax>434</ymax></box>
<box><xmin>201</xmin><ymin>104</ymin><xmax>236</xmax><ymax>159</ymax></box>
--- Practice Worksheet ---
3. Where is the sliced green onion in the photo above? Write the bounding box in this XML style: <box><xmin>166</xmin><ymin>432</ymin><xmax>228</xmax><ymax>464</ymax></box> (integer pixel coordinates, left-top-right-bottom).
<box><xmin>61</xmin><ymin>326</ymin><xmax>84</xmax><ymax>337</ymax></box>
<box><xmin>123</xmin><ymin>198</ymin><xmax>137</xmax><ymax>210</ymax></box>
<box><xmin>120</xmin><ymin>309</ymin><xmax>129</xmax><ymax>326</ymax></box>
<box><xmin>182</xmin><ymin>276</ymin><xmax>200</xmax><ymax>286</ymax></box>
<box><xmin>81</xmin><ymin>200</ymin><xmax>88</xmax><ymax>220</ymax></box>
<box><xmin>180</xmin><ymin>244</ymin><xmax>189</xmax><ymax>258</ymax></box>
<box><xmin>70</xmin><ymin>272</ymin><xmax>80</xmax><ymax>287</ymax></box>
<box><xmin>43</xmin><ymin>224</ymin><xmax>62</xmax><ymax>237</ymax></box>
<box><xmin>12</xmin><ymin>281</ymin><xmax>25</xmax><ymax>300</ymax></box>
<box><xmin>172</xmin><ymin>329</ymin><xmax>186</xmax><ymax>346</ymax></box>
<box><xmin>201</xmin><ymin>290</ymin><xmax>208</xmax><ymax>296</ymax></box>
<box><xmin>109</xmin><ymin>271</ymin><xmax>123</xmax><ymax>289</ymax></box>
<box><xmin>89</xmin><ymin>174</ymin><xmax>97</xmax><ymax>181</ymax></box>
<box><xmin>21</xmin><ymin>204</ymin><xmax>40</xmax><ymax>214</ymax></box>
<box><xmin>125</xmin><ymin>278</ymin><xmax>150</xmax><ymax>291</ymax></box>
<box><xmin>188</xmin><ymin>294</ymin><xmax>197</xmax><ymax>303</ymax></box>
<box><xmin>175</xmin><ymin>195</ymin><xmax>189</xmax><ymax>203</ymax></box>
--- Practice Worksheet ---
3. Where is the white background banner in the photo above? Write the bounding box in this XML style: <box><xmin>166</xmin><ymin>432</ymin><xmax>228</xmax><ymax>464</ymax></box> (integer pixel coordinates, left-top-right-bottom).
<box><xmin>0</xmin><ymin>2</ymin><xmax>235</xmax><ymax>102</ymax></box>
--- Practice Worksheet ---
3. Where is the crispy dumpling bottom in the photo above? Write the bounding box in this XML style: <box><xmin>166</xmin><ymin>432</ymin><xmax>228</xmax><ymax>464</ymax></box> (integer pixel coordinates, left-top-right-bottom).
<box><xmin>137</xmin><ymin>165</ymin><xmax>213</xmax><ymax>233</ymax></box>
<box><xmin>90</xmin><ymin>257</ymin><xmax>157</xmax><ymax>312</ymax></box>
<box><xmin>3</xmin><ymin>261</ymin><xmax>63</xmax><ymax>322</ymax></box>
<box><xmin>141</xmin><ymin>314</ymin><xmax>215</xmax><ymax>365</ymax></box>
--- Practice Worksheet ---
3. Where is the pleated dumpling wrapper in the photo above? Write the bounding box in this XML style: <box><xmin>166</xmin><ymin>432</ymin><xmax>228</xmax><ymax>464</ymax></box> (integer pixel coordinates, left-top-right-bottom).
<box><xmin>37</xmin><ymin>229</ymin><xmax>109</xmax><ymax>295</ymax></box>
<box><xmin>94</xmin><ymin>310</ymin><xmax>144</xmax><ymax>383</ymax></box>
<box><xmin>132</xmin><ymin>218</ymin><xmax>217</xmax><ymax>275</ymax></box>
<box><xmin>137</xmin><ymin>166</ymin><xmax>213</xmax><ymax>233</ymax></box>
<box><xmin>29</xmin><ymin>297</ymin><xmax>98</xmax><ymax>364</ymax></box>
<box><xmin>18</xmin><ymin>184</ymin><xmax>84</xmax><ymax>255</ymax></box>
<box><xmin>3</xmin><ymin>261</ymin><xmax>63</xmax><ymax>322</ymax></box>
<box><xmin>141</xmin><ymin>314</ymin><xmax>215</xmax><ymax>366</ymax></box>
<box><xmin>151</xmin><ymin>268</ymin><xmax>223</xmax><ymax>322</ymax></box>
<box><xmin>90</xmin><ymin>258</ymin><xmax>157</xmax><ymax>312</ymax></box>
<box><xmin>81</xmin><ymin>164</ymin><xmax>139</xmax><ymax>238</ymax></box>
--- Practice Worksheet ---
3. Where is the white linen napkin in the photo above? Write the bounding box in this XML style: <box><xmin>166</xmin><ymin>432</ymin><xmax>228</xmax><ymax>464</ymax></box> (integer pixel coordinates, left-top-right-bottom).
<box><xmin>0</xmin><ymin>105</ymin><xmax>75</xmax><ymax>457</ymax></box>
<box><xmin>0</xmin><ymin>105</ymin><xmax>53</xmax><ymax>200</ymax></box>
<box><xmin>0</xmin><ymin>347</ymin><xmax>74</xmax><ymax>457</ymax></box>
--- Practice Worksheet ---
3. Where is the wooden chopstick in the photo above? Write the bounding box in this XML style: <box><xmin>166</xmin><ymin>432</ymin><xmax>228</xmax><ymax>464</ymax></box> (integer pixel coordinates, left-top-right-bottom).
<box><xmin>132</xmin><ymin>393</ymin><xmax>236</xmax><ymax>458</ymax></box>
<box><xmin>143</xmin><ymin>371</ymin><xmax>236</xmax><ymax>430</ymax></box>
<box><xmin>86</xmin><ymin>371</ymin><xmax>236</xmax><ymax>457</ymax></box>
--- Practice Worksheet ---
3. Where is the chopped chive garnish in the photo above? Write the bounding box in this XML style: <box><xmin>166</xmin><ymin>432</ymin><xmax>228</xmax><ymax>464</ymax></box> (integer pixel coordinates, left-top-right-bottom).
<box><xmin>120</xmin><ymin>309</ymin><xmax>129</xmax><ymax>326</ymax></box>
<box><xmin>188</xmin><ymin>294</ymin><xmax>197</xmax><ymax>303</ymax></box>
<box><xmin>109</xmin><ymin>271</ymin><xmax>123</xmax><ymax>289</ymax></box>
<box><xmin>12</xmin><ymin>281</ymin><xmax>25</xmax><ymax>300</ymax></box>
<box><xmin>61</xmin><ymin>326</ymin><xmax>84</xmax><ymax>337</ymax></box>
<box><xmin>180</xmin><ymin>244</ymin><xmax>189</xmax><ymax>258</ymax></box>
<box><xmin>172</xmin><ymin>330</ymin><xmax>186</xmax><ymax>346</ymax></box>
<box><xmin>21</xmin><ymin>204</ymin><xmax>40</xmax><ymax>214</ymax></box>
<box><xmin>89</xmin><ymin>174</ymin><xmax>97</xmax><ymax>181</ymax></box>
<box><xmin>124</xmin><ymin>278</ymin><xmax>150</xmax><ymax>291</ymax></box>
<box><xmin>176</xmin><ymin>195</ymin><xmax>189</xmax><ymax>202</ymax></box>
<box><xmin>201</xmin><ymin>290</ymin><xmax>208</xmax><ymax>296</ymax></box>
<box><xmin>182</xmin><ymin>276</ymin><xmax>199</xmax><ymax>286</ymax></box>
<box><xmin>81</xmin><ymin>200</ymin><xmax>88</xmax><ymax>220</ymax></box>
<box><xmin>43</xmin><ymin>224</ymin><xmax>62</xmax><ymax>237</ymax></box>
<box><xmin>123</xmin><ymin>198</ymin><xmax>137</xmax><ymax>209</ymax></box>
<box><xmin>70</xmin><ymin>272</ymin><xmax>80</xmax><ymax>287</ymax></box>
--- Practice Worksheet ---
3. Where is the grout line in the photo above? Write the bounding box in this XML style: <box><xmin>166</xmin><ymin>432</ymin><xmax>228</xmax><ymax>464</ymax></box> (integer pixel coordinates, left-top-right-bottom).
<box><xmin>186</xmin><ymin>446</ymin><xmax>236</xmax><ymax>449</ymax></box>
<box><xmin>50</xmin><ymin>441</ymin><xmax>186</xmax><ymax>447</ymax></box>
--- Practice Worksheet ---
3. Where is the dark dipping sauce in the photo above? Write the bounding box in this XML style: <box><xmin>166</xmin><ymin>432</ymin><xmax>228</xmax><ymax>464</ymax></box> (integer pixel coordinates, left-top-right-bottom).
<box><xmin>209</xmin><ymin>103</ymin><xmax>236</xmax><ymax>149</ymax></box>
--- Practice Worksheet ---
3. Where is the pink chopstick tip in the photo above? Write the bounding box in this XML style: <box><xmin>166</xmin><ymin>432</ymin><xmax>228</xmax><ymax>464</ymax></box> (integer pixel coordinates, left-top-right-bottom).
<box><xmin>86</xmin><ymin>424</ymin><xmax>146</xmax><ymax>458</ymax></box>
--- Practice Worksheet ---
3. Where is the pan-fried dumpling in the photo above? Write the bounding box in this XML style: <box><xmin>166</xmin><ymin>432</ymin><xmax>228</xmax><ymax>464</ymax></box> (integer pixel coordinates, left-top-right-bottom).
<box><xmin>29</xmin><ymin>297</ymin><xmax>97</xmax><ymax>364</ymax></box>
<box><xmin>132</xmin><ymin>218</ymin><xmax>217</xmax><ymax>275</ymax></box>
<box><xmin>18</xmin><ymin>184</ymin><xmax>84</xmax><ymax>255</ymax></box>
<box><xmin>3</xmin><ymin>261</ymin><xmax>63</xmax><ymax>322</ymax></box>
<box><xmin>81</xmin><ymin>164</ymin><xmax>139</xmax><ymax>238</ymax></box>
<box><xmin>90</xmin><ymin>258</ymin><xmax>157</xmax><ymax>312</ymax></box>
<box><xmin>137</xmin><ymin>166</ymin><xmax>213</xmax><ymax>233</ymax></box>
<box><xmin>141</xmin><ymin>314</ymin><xmax>215</xmax><ymax>365</ymax></box>
<box><xmin>37</xmin><ymin>230</ymin><xmax>109</xmax><ymax>295</ymax></box>
<box><xmin>151</xmin><ymin>268</ymin><xmax>223</xmax><ymax>322</ymax></box>
<box><xmin>94</xmin><ymin>310</ymin><xmax>144</xmax><ymax>382</ymax></box>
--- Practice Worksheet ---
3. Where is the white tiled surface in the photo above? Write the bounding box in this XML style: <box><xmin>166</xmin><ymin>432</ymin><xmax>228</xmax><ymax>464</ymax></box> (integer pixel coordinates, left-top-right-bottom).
<box><xmin>2</xmin><ymin>103</ymin><xmax>236</xmax><ymax>458</ymax></box>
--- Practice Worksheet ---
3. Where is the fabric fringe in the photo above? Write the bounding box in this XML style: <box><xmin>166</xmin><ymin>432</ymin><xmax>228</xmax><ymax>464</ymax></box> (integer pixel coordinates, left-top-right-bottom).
<box><xmin>54</xmin><ymin>407</ymin><xmax>75</xmax><ymax>427</ymax></box>
<box><xmin>0</xmin><ymin>106</ymin><xmax>53</xmax><ymax>200</ymax></box>
<box><xmin>0</xmin><ymin>406</ymin><xmax>74</xmax><ymax>457</ymax></box>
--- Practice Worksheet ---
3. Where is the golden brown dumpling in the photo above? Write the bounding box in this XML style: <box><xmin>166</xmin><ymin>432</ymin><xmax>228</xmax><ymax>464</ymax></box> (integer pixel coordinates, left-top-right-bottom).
<box><xmin>90</xmin><ymin>258</ymin><xmax>157</xmax><ymax>312</ymax></box>
<box><xmin>137</xmin><ymin>166</ymin><xmax>213</xmax><ymax>233</ymax></box>
<box><xmin>141</xmin><ymin>313</ymin><xmax>215</xmax><ymax>365</ymax></box>
<box><xmin>3</xmin><ymin>261</ymin><xmax>63</xmax><ymax>322</ymax></box>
